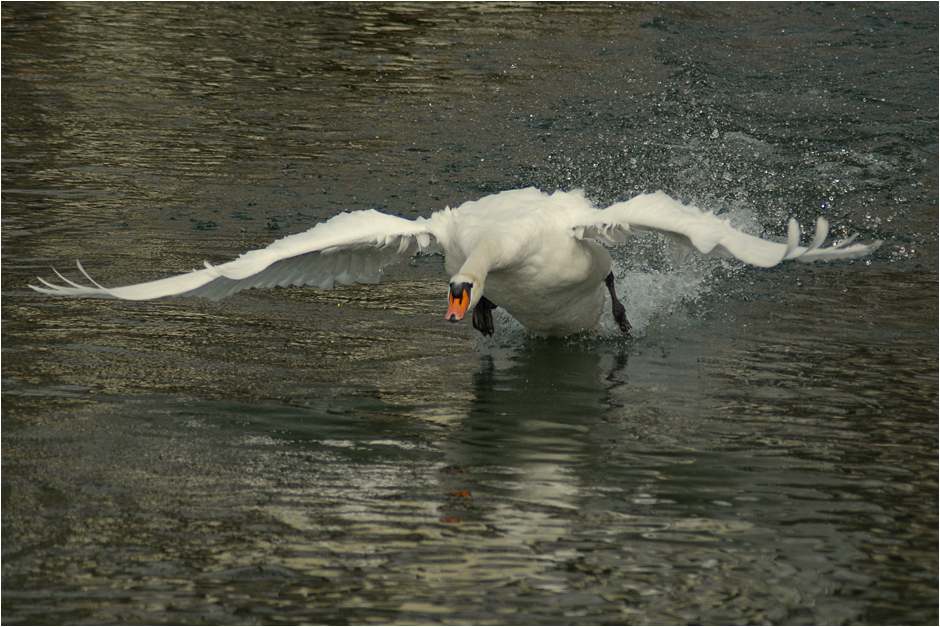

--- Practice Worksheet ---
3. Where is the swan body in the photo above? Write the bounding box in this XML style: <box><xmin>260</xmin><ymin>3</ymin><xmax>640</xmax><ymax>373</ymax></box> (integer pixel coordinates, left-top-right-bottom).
<box><xmin>31</xmin><ymin>188</ymin><xmax>882</xmax><ymax>337</ymax></box>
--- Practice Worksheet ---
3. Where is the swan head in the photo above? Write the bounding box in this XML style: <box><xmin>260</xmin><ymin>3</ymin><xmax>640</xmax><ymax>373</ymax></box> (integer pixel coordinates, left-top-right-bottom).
<box><xmin>446</xmin><ymin>273</ymin><xmax>484</xmax><ymax>323</ymax></box>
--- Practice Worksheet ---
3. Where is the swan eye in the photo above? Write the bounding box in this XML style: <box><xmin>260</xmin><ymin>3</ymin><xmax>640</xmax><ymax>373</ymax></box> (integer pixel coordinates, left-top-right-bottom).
<box><xmin>449</xmin><ymin>281</ymin><xmax>472</xmax><ymax>299</ymax></box>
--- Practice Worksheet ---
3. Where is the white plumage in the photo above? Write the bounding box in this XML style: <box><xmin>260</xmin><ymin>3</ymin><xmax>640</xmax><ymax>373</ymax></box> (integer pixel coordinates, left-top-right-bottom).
<box><xmin>31</xmin><ymin>188</ymin><xmax>881</xmax><ymax>336</ymax></box>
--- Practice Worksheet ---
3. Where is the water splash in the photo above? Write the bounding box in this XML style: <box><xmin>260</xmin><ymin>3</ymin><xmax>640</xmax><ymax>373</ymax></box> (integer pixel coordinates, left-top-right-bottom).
<box><xmin>613</xmin><ymin>264</ymin><xmax>713</xmax><ymax>336</ymax></box>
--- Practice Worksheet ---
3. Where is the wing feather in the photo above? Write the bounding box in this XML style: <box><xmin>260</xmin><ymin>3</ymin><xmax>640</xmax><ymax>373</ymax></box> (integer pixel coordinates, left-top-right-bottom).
<box><xmin>578</xmin><ymin>191</ymin><xmax>881</xmax><ymax>267</ymax></box>
<box><xmin>30</xmin><ymin>209</ymin><xmax>437</xmax><ymax>301</ymax></box>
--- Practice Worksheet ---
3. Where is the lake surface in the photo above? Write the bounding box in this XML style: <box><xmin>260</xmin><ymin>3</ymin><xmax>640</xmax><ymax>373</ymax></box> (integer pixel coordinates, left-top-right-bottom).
<box><xmin>2</xmin><ymin>3</ymin><xmax>937</xmax><ymax>625</ymax></box>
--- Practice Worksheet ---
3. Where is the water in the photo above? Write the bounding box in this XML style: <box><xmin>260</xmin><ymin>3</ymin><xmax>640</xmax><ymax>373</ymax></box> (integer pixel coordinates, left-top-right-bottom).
<box><xmin>3</xmin><ymin>3</ymin><xmax>937</xmax><ymax>624</ymax></box>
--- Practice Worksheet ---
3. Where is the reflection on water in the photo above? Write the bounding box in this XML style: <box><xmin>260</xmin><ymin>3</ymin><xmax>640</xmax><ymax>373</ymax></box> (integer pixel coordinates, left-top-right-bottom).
<box><xmin>8</xmin><ymin>330</ymin><xmax>926</xmax><ymax>624</ymax></box>
<box><xmin>3</xmin><ymin>2</ymin><xmax>937</xmax><ymax>625</ymax></box>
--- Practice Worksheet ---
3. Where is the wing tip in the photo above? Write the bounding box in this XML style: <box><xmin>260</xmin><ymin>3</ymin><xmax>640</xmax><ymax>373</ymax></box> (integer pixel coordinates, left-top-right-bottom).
<box><xmin>29</xmin><ymin>261</ymin><xmax>109</xmax><ymax>298</ymax></box>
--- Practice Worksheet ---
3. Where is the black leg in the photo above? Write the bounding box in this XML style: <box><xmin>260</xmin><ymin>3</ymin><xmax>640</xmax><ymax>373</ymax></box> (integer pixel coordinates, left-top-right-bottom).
<box><xmin>472</xmin><ymin>296</ymin><xmax>497</xmax><ymax>337</ymax></box>
<box><xmin>605</xmin><ymin>272</ymin><xmax>632</xmax><ymax>334</ymax></box>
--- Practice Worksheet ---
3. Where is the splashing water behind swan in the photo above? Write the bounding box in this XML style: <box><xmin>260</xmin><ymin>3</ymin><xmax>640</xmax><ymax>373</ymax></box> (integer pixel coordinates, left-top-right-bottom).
<box><xmin>31</xmin><ymin>188</ymin><xmax>881</xmax><ymax>337</ymax></box>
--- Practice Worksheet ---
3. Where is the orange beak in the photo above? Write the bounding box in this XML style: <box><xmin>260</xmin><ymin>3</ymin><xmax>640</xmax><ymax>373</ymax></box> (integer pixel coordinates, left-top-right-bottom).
<box><xmin>446</xmin><ymin>286</ymin><xmax>470</xmax><ymax>322</ymax></box>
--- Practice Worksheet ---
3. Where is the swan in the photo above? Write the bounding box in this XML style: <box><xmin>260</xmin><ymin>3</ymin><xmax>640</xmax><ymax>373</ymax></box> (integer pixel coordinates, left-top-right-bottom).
<box><xmin>30</xmin><ymin>188</ymin><xmax>881</xmax><ymax>337</ymax></box>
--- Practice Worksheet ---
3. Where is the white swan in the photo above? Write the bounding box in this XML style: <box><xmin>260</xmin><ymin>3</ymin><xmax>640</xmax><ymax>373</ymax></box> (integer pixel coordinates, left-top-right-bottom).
<box><xmin>31</xmin><ymin>188</ymin><xmax>881</xmax><ymax>336</ymax></box>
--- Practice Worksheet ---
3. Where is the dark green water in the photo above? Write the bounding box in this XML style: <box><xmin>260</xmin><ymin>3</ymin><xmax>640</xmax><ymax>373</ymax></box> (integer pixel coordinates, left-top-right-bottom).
<box><xmin>3</xmin><ymin>3</ymin><xmax>937</xmax><ymax>624</ymax></box>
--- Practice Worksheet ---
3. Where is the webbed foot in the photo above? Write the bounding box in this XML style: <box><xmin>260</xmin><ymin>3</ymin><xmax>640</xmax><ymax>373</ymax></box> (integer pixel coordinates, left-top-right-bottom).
<box><xmin>472</xmin><ymin>296</ymin><xmax>498</xmax><ymax>337</ymax></box>
<box><xmin>605</xmin><ymin>272</ymin><xmax>632</xmax><ymax>334</ymax></box>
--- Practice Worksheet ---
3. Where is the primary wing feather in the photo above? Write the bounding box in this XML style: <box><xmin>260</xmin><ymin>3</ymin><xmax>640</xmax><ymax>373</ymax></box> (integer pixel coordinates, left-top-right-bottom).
<box><xmin>578</xmin><ymin>191</ymin><xmax>881</xmax><ymax>267</ymax></box>
<box><xmin>30</xmin><ymin>209</ymin><xmax>437</xmax><ymax>301</ymax></box>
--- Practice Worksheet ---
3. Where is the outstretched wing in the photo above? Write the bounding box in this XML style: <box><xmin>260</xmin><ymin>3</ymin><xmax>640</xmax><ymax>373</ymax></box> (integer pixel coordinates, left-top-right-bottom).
<box><xmin>30</xmin><ymin>210</ymin><xmax>438</xmax><ymax>301</ymax></box>
<box><xmin>575</xmin><ymin>191</ymin><xmax>881</xmax><ymax>267</ymax></box>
